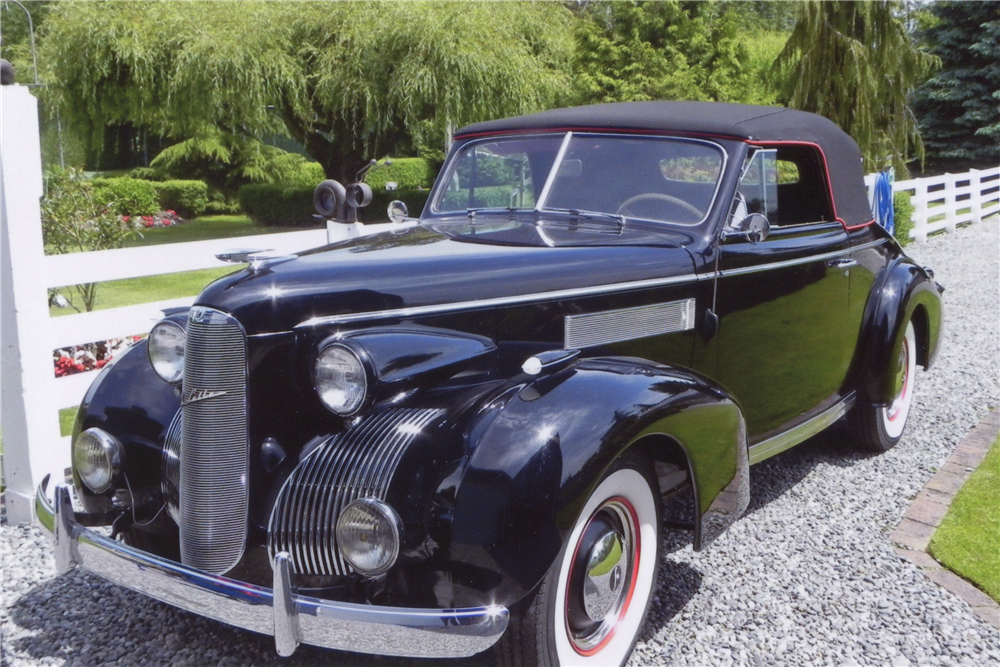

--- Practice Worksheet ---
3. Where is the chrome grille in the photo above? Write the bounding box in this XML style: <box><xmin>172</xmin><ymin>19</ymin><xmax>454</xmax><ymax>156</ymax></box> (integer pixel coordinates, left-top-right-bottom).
<box><xmin>564</xmin><ymin>298</ymin><xmax>696</xmax><ymax>349</ymax></box>
<box><xmin>180</xmin><ymin>307</ymin><xmax>248</xmax><ymax>574</ymax></box>
<box><xmin>268</xmin><ymin>408</ymin><xmax>443</xmax><ymax>576</ymax></box>
<box><xmin>161</xmin><ymin>410</ymin><xmax>182</xmax><ymax>524</ymax></box>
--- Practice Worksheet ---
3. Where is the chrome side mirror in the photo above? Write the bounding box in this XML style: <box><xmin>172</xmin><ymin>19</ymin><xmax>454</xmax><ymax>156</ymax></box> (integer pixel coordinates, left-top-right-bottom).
<box><xmin>722</xmin><ymin>213</ymin><xmax>770</xmax><ymax>244</ymax></box>
<box><xmin>387</xmin><ymin>200</ymin><xmax>409</xmax><ymax>224</ymax></box>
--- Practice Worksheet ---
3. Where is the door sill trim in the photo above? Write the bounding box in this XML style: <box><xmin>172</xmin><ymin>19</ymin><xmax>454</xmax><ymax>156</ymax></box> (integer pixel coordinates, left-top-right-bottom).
<box><xmin>749</xmin><ymin>392</ymin><xmax>856</xmax><ymax>465</ymax></box>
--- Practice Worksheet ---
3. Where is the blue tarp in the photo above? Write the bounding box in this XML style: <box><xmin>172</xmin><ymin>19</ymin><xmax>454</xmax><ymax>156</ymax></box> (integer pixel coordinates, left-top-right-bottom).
<box><xmin>873</xmin><ymin>171</ymin><xmax>894</xmax><ymax>235</ymax></box>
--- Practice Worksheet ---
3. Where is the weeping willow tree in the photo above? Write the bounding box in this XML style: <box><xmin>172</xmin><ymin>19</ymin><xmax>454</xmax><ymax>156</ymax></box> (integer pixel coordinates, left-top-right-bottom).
<box><xmin>41</xmin><ymin>1</ymin><xmax>575</xmax><ymax>182</ymax></box>
<box><xmin>777</xmin><ymin>1</ymin><xmax>938</xmax><ymax>173</ymax></box>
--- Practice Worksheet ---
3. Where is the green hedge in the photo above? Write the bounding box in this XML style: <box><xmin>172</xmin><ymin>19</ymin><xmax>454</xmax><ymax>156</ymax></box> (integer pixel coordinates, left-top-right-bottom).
<box><xmin>157</xmin><ymin>180</ymin><xmax>209</xmax><ymax>218</ymax></box>
<box><xmin>239</xmin><ymin>184</ymin><xmax>317</xmax><ymax>227</ymax></box>
<box><xmin>129</xmin><ymin>166</ymin><xmax>167</xmax><ymax>181</ymax></box>
<box><xmin>93</xmin><ymin>177</ymin><xmax>159</xmax><ymax>217</ymax></box>
<box><xmin>893</xmin><ymin>191</ymin><xmax>913</xmax><ymax>247</ymax></box>
<box><xmin>286</xmin><ymin>162</ymin><xmax>326</xmax><ymax>187</ymax></box>
<box><xmin>364</xmin><ymin>158</ymin><xmax>436</xmax><ymax>191</ymax></box>
<box><xmin>239</xmin><ymin>183</ymin><xmax>430</xmax><ymax>227</ymax></box>
<box><xmin>363</xmin><ymin>188</ymin><xmax>430</xmax><ymax>222</ymax></box>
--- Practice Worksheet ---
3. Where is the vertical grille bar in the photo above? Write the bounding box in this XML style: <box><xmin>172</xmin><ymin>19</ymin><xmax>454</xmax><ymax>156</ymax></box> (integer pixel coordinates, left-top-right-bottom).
<box><xmin>180</xmin><ymin>307</ymin><xmax>249</xmax><ymax>575</ymax></box>
<box><xmin>268</xmin><ymin>408</ymin><xmax>443</xmax><ymax>576</ymax></box>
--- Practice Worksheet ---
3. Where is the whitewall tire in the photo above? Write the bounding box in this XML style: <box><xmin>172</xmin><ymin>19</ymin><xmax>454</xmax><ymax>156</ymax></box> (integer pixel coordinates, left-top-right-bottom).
<box><xmin>497</xmin><ymin>453</ymin><xmax>661</xmax><ymax>666</ymax></box>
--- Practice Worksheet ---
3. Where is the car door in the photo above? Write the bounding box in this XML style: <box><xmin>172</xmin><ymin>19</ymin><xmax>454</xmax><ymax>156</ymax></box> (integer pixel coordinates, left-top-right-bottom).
<box><xmin>711</xmin><ymin>147</ymin><xmax>854</xmax><ymax>442</ymax></box>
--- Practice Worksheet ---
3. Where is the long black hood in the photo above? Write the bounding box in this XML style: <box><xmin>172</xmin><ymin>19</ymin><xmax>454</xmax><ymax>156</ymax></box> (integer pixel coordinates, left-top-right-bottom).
<box><xmin>195</xmin><ymin>219</ymin><xmax>700</xmax><ymax>336</ymax></box>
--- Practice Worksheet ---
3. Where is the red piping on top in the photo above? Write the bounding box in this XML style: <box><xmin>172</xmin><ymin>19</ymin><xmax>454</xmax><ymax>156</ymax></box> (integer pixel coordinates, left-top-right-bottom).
<box><xmin>747</xmin><ymin>139</ymin><xmax>875</xmax><ymax>231</ymax></box>
<box><xmin>452</xmin><ymin>126</ymin><xmax>745</xmax><ymax>144</ymax></box>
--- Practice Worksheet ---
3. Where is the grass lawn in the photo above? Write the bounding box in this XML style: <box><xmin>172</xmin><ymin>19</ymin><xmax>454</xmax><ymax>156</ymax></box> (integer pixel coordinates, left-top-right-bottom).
<box><xmin>929</xmin><ymin>435</ymin><xmax>1000</xmax><ymax>603</ymax></box>
<box><xmin>123</xmin><ymin>214</ymin><xmax>317</xmax><ymax>247</ymax></box>
<box><xmin>50</xmin><ymin>266</ymin><xmax>237</xmax><ymax>317</ymax></box>
<box><xmin>59</xmin><ymin>406</ymin><xmax>77</xmax><ymax>438</ymax></box>
<box><xmin>49</xmin><ymin>215</ymin><xmax>322</xmax><ymax>316</ymax></box>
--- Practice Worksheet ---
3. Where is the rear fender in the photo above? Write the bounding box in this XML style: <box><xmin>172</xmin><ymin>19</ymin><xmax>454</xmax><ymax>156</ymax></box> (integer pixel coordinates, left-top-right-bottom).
<box><xmin>855</xmin><ymin>258</ymin><xmax>942</xmax><ymax>404</ymax></box>
<box><xmin>449</xmin><ymin>357</ymin><xmax>748</xmax><ymax>604</ymax></box>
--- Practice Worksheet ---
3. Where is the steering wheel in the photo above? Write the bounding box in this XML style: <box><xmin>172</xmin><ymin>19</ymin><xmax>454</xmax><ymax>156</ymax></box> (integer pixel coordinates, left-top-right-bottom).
<box><xmin>616</xmin><ymin>193</ymin><xmax>703</xmax><ymax>222</ymax></box>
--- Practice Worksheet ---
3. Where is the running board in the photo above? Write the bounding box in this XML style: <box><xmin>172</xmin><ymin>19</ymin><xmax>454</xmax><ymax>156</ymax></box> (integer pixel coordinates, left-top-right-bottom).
<box><xmin>748</xmin><ymin>393</ymin><xmax>856</xmax><ymax>465</ymax></box>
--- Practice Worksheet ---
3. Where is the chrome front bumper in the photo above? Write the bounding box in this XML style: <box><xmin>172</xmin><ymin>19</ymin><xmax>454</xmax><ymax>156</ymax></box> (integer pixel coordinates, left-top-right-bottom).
<box><xmin>35</xmin><ymin>477</ymin><xmax>507</xmax><ymax>658</ymax></box>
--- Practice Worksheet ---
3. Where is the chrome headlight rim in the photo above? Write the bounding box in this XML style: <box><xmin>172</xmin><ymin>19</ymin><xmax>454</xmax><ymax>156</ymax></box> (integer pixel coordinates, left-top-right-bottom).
<box><xmin>148</xmin><ymin>319</ymin><xmax>186</xmax><ymax>384</ymax></box>
<box><xmin>313</xmin><ymin>340</ymin><xmax>371</xmax><ymax>416</ymax></box>
<box><xmin>73</xmin><ymin>427</ymin><xmax>124</xmax><ymax>493</ymax></box>
<box><xmin>335</xmin><ymin>497</ymin><xmax>402</xmax><ymax>576</ymax></box>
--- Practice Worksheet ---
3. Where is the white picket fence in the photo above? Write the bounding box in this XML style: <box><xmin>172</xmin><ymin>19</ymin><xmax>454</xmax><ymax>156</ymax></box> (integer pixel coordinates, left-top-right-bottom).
<box><xmin>864</xmin><ymin>166</ymin><xmax>999</xmax><ymax>242</ymax></box>
<box><xmin>0</xmin><ymin>86</ymin><xmax>412</xmax><ymax>521</ymax></box>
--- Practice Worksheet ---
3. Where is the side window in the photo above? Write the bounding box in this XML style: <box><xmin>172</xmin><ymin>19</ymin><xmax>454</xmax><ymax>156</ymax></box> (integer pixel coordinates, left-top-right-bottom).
<box><xmin>731</xmin><ymin>149</ymin><xmax>778</xmax><ymax>226</ymax></box>
<box><xmin>771</xmin><ymin>146</ymin><xmax>836</xmax><ymax>226</ymax></box>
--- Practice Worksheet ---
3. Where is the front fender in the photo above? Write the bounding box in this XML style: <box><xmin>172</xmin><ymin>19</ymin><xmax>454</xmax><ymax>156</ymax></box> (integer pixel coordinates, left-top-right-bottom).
<box><xmin>856</xmin><ymin>257</ymin><xmax>943</xmax><ymax>404</ymax></box>
<box><xmin>448</xmin><ymin>357</ymin><xmax>748</xmax><ymax>605</ymax></box>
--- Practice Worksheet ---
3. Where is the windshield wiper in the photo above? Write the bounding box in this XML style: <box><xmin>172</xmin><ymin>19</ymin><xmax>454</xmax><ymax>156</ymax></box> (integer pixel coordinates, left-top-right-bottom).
<box><xmin>466</xmin><ymin>206</ymin><xmax>530</xmax><ymax>218</ymax></box>
<box><xmin>543</xmin><ymin>207</ymin><xmax>626</xmax><ymax>232</ymax></box>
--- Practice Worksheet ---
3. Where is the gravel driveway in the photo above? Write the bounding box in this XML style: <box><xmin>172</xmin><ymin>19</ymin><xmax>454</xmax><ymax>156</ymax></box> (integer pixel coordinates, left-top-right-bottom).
<box><xmin>3</xmin><ymin>218</ymin><xmax>998</xmax><ymax>667</ymax></box>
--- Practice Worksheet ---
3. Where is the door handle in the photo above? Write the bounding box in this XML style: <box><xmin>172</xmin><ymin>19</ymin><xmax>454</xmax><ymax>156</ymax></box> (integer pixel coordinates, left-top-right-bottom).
<box><xmin>826</xmin><ymin>258</ymin><xmax>857</xmax><ymax>268</ymax></box>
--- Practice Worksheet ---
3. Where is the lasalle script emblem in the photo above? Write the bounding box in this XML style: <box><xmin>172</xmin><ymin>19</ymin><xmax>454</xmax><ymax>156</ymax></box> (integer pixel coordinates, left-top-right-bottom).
<box><xmin>181</xmin><ymin>389</ymin><xmax>228</xmax><ymax>407</ymax></box>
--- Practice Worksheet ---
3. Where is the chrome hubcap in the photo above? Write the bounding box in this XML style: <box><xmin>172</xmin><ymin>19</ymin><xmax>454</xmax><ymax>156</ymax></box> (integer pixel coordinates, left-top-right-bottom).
<box><xmin>888</xmin><ymin>339</ymin><xmax>909</xmax><ymax>419</ymax></box>
<box><xmin>583</xmin><ymin>530</ymin><xmax>626</xmax><ymax>621</ymax></box>
<box><xmin>566</xmin><ymin>498</ymin><xmax>637</xmax><ymax>654</ymax></box>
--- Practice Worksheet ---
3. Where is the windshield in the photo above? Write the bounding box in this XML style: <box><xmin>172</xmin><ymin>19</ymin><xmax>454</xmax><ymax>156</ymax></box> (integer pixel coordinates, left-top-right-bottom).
<box><xmin>429</xmin><ymin>132</ymin><xmax>726</xmax><ymax>226</ymax></box>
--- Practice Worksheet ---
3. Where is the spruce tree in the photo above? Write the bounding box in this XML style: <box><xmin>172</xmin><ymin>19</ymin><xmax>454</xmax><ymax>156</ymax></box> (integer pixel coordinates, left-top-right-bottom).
<box><xmin>777</xmin><ymin>1</ymin><xmax>938</xmax><ymax>173</ymax></box>
<box><xmin>910</xmin><ymin>2</ymin><xmax>1000</xmax><ymax>170</ymax></box>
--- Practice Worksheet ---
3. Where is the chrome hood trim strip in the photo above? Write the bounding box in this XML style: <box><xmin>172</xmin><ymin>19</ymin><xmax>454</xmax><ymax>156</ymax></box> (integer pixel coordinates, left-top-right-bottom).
<box><xmin>292</xmin><ymin>237</ymin><xmax>886</xmax><ymax>331</ymax></box>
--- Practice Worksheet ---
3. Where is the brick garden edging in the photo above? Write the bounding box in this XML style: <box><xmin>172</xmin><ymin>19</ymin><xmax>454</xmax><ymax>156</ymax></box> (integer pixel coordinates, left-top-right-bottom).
<box><xmin>891</xmin><ymin>407</ymin><xmax>1000</xmax><ymax>630</ymax></box>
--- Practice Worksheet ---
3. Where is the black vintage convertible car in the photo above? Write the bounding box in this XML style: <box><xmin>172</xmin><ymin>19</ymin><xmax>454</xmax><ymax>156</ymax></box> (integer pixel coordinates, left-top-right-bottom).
<box><xmin>38</xmin><ymin>101</ymin><xmax>942</xmax><ymax>666</ymax></box>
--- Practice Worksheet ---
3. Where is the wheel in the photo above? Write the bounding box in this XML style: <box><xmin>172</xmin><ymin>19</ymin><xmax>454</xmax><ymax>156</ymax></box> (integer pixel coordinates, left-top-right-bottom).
<box><xmin>497</xmin><ymin>453</ymin><xmax>661</xmax><ymax>666</ymax></box>
<box><xmin>850</xmin><ymin>320</ymin><xmax>917</xmax><ymax>451</ymax></box>
<box><xmin>616</xmin><ymin>193</ymin><xmax>703</xmax><ymax>222</ymax></box>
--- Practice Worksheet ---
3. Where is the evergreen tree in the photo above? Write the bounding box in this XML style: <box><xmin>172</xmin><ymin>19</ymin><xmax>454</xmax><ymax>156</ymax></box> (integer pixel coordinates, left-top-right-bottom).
<box><xmin>777</xmin><ymin>1</ymin><xmax>938</xmax><ymax>173</ymax></box>
<box><xmin>572</xmin><ymin>1</ymin><xmax>782</xmax><ymax>106</ymax></box>
<box><xmin>910</xmin><ymin>2</ymin><xmax>1000</xmax><ymax>169</ymax></box>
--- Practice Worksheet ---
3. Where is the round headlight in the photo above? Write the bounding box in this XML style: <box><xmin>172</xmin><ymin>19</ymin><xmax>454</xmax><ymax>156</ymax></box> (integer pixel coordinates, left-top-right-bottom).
<box><xmin>148</xmin><ymin>320</ymin><xmax>186</xmax><ymax>384</ymax></box>
<box><xmin>314</xmin><ymin>343</ymin><xmax>368</xmax><ymax>415</ymax></box>
<box><xmin>336</xmin><ymin>498</ymin><xmax>401</xmax><ymax>575</ymax></box>
<box><xmin>73</xmin><ymin>428</ymin><xmax>123</xmax><ymax>493</ymax></box>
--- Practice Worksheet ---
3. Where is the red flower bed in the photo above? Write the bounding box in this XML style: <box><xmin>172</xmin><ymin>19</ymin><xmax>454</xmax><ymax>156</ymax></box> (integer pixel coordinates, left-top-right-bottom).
<box><xmin>53</xmin><ymin>335</ymin><xmax>145</xmax><ymax>377</ymax></box>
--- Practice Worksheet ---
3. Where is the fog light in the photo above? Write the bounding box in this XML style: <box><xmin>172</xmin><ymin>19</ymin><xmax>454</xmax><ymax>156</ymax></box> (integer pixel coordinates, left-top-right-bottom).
<box><xmin>73</xmin><ymin>428</ymin><xmax>123</xmax><ymax>493</ymax></box>
<box><xmin>336</xmin><ymin>498</ymin><xmax>401</xmax><ymax>575</ymax></box>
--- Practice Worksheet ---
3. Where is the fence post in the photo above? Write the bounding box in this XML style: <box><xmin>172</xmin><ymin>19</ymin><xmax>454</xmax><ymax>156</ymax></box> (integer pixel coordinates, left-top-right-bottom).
<box><xmin>1</xmin><ymin>85</ymin><xmax>65</xmax><ymax>523</ymax></box>
<box><xmin>913</xmin><ymin>181</ymin><xmax>928</xmax><ymax>243</ymax></box>
<box><xmin>944</xmin><ymin>173</ymin><xmax>957</xmax><ymax>234</ymax></box>
<box><xmin>969</xmin><ymin>169</ymin><xmax>982</xmax><ymax>223</ymax></box>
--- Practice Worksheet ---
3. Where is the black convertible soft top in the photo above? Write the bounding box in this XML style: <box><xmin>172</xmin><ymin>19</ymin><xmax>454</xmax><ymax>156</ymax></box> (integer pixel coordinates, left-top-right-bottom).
<box><xmin>455</xmin><ymin>101</ymin><xmax>872</xmax><ymax>228</ymax></box>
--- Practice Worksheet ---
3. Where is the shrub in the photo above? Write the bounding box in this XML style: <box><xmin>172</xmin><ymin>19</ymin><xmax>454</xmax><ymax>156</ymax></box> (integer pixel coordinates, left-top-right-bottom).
<box><xmin>42</xmin><ymin>169</ymin><xmax>137</xmax><ymax>311</ymax></box>
<box><xmin>239</xmin><ymin>183</ymin><xmax>431</xmax><ymax>226</ymax></box>
<box><xmin>364</xmin><ymin>158</ymin><xmax>436</xmax><ymax>191</ymax></box>
<box><xmin>239</xmin><ymin>184</ymin><xmax>317</xmax><ymax>227</ymax></box>
<box><xmin>362</xmin><ymin>188</ymin><xmax>431</xmax><ymax>223</ymax></box>
<box><xmin>285</xmin><ymin>162</ymin><xmax>326</xmax><ymax>187</ymax></box>
<box><xmin>893</xmin><ymin>191</ymin><xmax>914</xmax><ymax>246</ymax></box>
<box><xmin>93</xmin><ymin>177</ymin><xmax>159</xmax><ymax>217</ymax></box>
<box><xmin>157</xmin><ymin>180</ymin><xmax>209</xmax><ymax>218</ymax></box>
<box><xmin>129</xmin><ymin>166</ymin><xmax>167</xmax><ymax>181</ymax></box>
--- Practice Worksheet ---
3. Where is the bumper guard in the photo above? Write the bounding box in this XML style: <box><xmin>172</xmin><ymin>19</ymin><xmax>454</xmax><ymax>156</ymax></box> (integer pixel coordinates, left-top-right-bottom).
<box><xmin>35</xmin><ymin>477</ymin><xmax>507</xmax><ymax>658</ymax></box>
